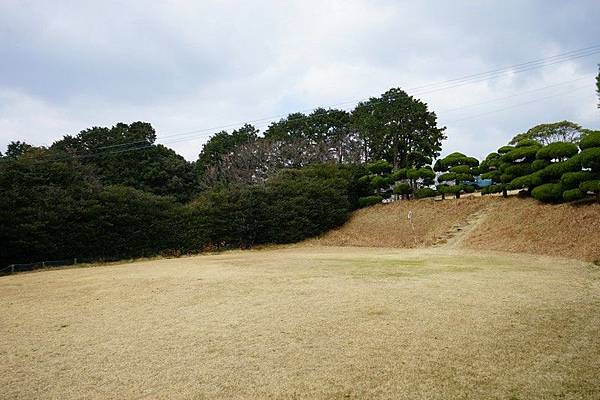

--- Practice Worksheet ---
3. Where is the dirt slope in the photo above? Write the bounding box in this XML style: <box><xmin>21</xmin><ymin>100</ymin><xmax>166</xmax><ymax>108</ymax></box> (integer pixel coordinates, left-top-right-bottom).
<box><xmin>312</xmin><ymin>196</ymin><xmax>600</xmax><ymax>261</ymax></box>
<box><xmin>464</xmin><ymin>197</ymin><xmax>600</xmax><ymax>262</ymax></box>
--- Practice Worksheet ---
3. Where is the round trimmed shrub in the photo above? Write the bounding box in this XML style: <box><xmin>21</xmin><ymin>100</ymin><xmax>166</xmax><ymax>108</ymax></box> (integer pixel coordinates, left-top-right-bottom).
<box><xmin>515</xmin><ymin>139</ymin><xmax>541</xmax><ymax>148</ymax></box>
<box><xmin>370</xmin><ymin>175</ymin><xmax>388</xmax><ymax>189</ymax></box>
<box><xmin>358</xmin><ymin>195</ymin><xmax>383</xmax><ymax>208</ymax></box>
<box><xmin>391</xmin><ymin>168</ymin><xmax>407</xmax><ymax>181</ymax></box>
<box><xmin>501</xmin><ymin>145</ymin><xmax>540</xmax><ymax>162</ymax></box>
<box><xmin>393</xmin><ymin>183</ymin><xmax>412</xmax><ymax>196</ymax></box>
<box><xmin>579</xmin><ymin>131</ymin><xmax>600</xmax><ymax>150</ymax></box>
<box><xmin>367</xmin><ymin>160</ymin><xmax>392</xmax><ymax>175</ymax></box>
<box><xmin>508</xmin><ymin>172</ymin><xmax>543</xmax><ymax>190</ymax></box>
<box><xmin>406</xmin><ymin>168</ymin><xmax>421</xmax><ymax>180</ymax></box>
<box><xmin>563</xmin><ymin>188</ymin><xmax>586</xmax><ymax>202</ymax></box>
<box><xmin>414</xmin><ymin>187</ymin><xmax>437</xmax><ymax>199</ymax></box>
<box><xmin>580</xmin><ymin>180</ymin><xmax>600</xmax><ymax>193</ymax></box>
<box><xmin>560</xmin><ymin>171</ymin><xmax>593</xmax><ymax>190</ymax></box>
<box><xmin>438</xmin><ymin>172</ymin><xmax>456</xmax><ymax>182</ymax></box>
<box><xmin>531</xmin><ymin>183</ymin><xmax>563</xmax><ymax>203</ymax></box>
<box><xmin>531</xmin><ymin>159</ymin><xmax>549</xmax><ymax>171</ymax></box>
<box><xmin>503</xmin><ymin>162</ymin><xmax>532</xmax><ymax>177</ymax></box>
<box><xmin>579</xmin><ymin>147</ymin><xmax>600</xmax><ymax>171</ymax></box>
<box><xmin>450</xmin><ymin>165</ymin><xmax>471</xmax><ymax>174</ymax></box>
<box><xmin>463</xmin><ymin>185</ymin><xmax>476</xmax><ymax>193</ymax></box>
<box><xmin>497</xmin><ymin>145</ymin><xmax>514</xmax><ymax>154</ymax></box>
<box><xmin>538</xmin><ymin>157</ymin><xmax>582</xmax><ymax>182</ymax></box>
<box><xmin>536</xmin><ymin>142</ymin><xmax>578</xmax><ymax>160</ymax></box>
<box><xmin>417</xmin><ymin>167</ymin><xmax>435</xmax><ymax>180</ymax></box>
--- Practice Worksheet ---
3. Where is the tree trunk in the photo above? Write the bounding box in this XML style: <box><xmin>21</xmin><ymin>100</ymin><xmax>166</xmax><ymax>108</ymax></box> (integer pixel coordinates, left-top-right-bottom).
<box><xmin>502</xmin><ymin>188</ymin><xmax>508</xmax><ymax>198</ymax></box>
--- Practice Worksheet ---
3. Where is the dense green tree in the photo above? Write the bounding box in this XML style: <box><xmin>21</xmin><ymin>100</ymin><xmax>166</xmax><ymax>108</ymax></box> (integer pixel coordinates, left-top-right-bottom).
<box><xmin>434</xmin><ymin>152</ymin><xmax>479</xmax><ymax>198</ymax></box>
<box><xmin>4</xmin><ymin>141</ymin><xmax>33</xmax><ymax>159</ymax></box>
<box><xmin>352</xmin><ymin>88</ymin><xmax>446</xmax><ymax>169</ymax></box>
<box><xmin>51</xmin><ymin>122</ymin><xmax>197</xmax><ymax>201</ymax></box>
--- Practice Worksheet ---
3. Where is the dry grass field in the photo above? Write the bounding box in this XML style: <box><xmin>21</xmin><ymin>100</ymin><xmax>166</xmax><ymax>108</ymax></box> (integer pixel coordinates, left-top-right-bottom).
<box><xmin>2</xmin><ymin>245</ymin><xmax>600</xmax><ymax>399</ymax></box>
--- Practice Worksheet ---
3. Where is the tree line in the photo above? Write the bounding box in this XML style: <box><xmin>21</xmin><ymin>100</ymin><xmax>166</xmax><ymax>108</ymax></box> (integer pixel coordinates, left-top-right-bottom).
<box><xmin>1</xmin><ymin>83</ymin><xmax>599</xmax><ymax>269</ymax></box>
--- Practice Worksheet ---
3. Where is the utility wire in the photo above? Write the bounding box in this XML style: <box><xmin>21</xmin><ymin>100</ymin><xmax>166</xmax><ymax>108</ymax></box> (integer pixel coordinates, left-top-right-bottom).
<box><xmin>2</xmin><ymin>45</ymin><xmax>598</xmax><ymax>163</ymax></box>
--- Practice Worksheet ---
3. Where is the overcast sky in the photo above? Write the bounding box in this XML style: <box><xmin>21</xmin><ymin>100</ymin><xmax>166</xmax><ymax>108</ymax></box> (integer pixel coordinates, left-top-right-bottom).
<box><xmin>1</xmin><ymin>0</ymin><xmax>599</xmax><ymax>160</ymax></box>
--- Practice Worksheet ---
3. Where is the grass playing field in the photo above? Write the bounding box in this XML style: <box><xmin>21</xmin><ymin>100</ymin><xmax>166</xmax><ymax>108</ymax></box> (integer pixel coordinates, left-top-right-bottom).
<box><xmin>1</xmin><ymin>245</ymin><xmax>599</xmax><ymax>399</ymax></box>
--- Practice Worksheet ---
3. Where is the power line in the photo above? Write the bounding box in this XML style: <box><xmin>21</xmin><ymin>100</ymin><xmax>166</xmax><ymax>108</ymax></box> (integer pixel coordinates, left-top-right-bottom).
<box><xmin>2</xmin><ymin>45</ymin><xmax>598</xmax><ymax>163</ymax></box>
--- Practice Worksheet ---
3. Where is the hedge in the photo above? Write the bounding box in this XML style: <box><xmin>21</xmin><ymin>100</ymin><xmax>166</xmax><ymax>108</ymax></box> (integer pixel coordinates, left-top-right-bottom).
<box><xmin>531</xmin><ymin>183</ymin><xmax>564</xmax><ymax>203</ymax></box>
<box><xmin>414</xmin><ymin>187</ymin><xmax>437</xmax><ymax>199</ymax></box>
<box><xmin>358</xmin><ymin>195</ymin><xmax>383</xmax><ymax>208</ymax></box>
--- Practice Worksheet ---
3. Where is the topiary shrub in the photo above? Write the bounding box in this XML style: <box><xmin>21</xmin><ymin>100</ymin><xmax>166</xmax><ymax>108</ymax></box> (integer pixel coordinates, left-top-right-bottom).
<box><xmin>579</xmin><ymin>147</ymin><xmax>600</xmax><ymax>171</ymax></box>
<box><xmin>531</xmin><ymin>159</ymin><xmax>549</xmax><ymax>171</ymax></box>
<box><xmin>501</xmin><ymin>145</ymin><xmax>540</xmax><ymax>162</ymax></box>
<box><xmin>367</xmin><ymin>159</ymin><xmax>392</xmax><ymax>175</ymax></box>
<box><xmin>537</xmin><ymin>157</ymin><xmax>582</xmax><ymax>182</ymax></box>
<box><xmin>358</xmin><ymin>195</ymin><xmax>383</xmax><ymax>208</ymax></box>
<box><xmin>497</xmin><ymin>145</ymin><xmax>514</xmax><ymax>154</ymax></box>
<box><xmin>536</xmin><ymin>142</ymin><xmax>579</xmax><ymax>161</ymax></box>
<box><xmin>508</xmin><ymin>172</ymin><xmax>543</xmax><ymax>190</ymax></box>
<box><xmin>393</xmin><ymin>183</ymin><xmax>412</xmax><ymax>199</ymax></box>
<box><xmin>391</xmin><ymin>168</ymin><xmax>407</xmax><ymax>181</ymax></box>
<box><xmin>531</xmin><ymin>183</ymin><xmax>563</xmax><ymax>203</ymax></box>
<box><xmin>414</xmin><ymin>187</ymin><xmax>437</xmax><ymax>199</ymax></box>
<box><xmin>463</xmin><ymin>185</ymin><xmax>476</xmax><ymax>193</ymax></box>
<box><xmin>579</xmin><ymin>180</ymin><xmax>600</xmax><ymax>202</ymax></box>
<box><xmin>370</xmin><ymin>175</ymin><xmax>388</xmax><ymax>190</ymax></box>
<box><xmin>562</xmin><ymin>188</ymin><xmax>586</xmax><ymax>202</ymax></box>
<box><xmin>560</xmin><ymin>171</ymin><xmax>594</xmax><ymax>190</ymax></box>
<box><xmin>579</xmin><ymin>131</ymin><xmax>600</xmax><ymax>150</ymax></box>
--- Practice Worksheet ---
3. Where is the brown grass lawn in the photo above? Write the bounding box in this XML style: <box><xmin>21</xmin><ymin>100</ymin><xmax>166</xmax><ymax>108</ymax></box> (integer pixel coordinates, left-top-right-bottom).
<box><xmin>1</xmin><ymin>246</ymin><xmax>600</xmax><ymax>399</ymax></box>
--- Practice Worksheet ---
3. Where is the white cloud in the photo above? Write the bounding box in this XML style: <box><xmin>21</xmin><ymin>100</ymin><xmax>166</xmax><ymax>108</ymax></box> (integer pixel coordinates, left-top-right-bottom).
<box><xmin>1</xmin><ymin>0</ymin><xmax>599</xmax><ymax>160</ymax></box>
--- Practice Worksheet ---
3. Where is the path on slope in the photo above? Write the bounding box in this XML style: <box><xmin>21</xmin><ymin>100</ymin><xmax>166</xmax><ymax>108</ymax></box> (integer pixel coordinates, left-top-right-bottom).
<box><xmin>434</xmin><ymin>205</ymin><xmax>493</xmax><ymax>249</ymax></box>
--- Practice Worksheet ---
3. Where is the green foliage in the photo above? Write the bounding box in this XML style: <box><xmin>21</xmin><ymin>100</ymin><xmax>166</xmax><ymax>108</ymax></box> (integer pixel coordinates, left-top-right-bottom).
<box><xmin>531</xmin><ymin>183</ymin><xmax>564</xmax><ymax>203</ymax></box>
<box><xmin>503</xmin><ymin>163</ymin><xmax>532</xmax><ymax>177</ymax></box>
<box><xmin>391</xmin><ymin>168</ymin><xmax>407</xmax><ymax>181</ymax></box>
<box><xmin>450</xmin><ymin>165</ymin><xmax>471</xmax><ymax>174</ymax></box>
<box><xmin>358</xmin><ymin>195</ymin><xmax>383</xmax><ymax>208</ymax></box>
<box><xmin>508</xmin><ymin>172</ymin><xmax>543</xmax><ymax>190</ymax></box>
<box><xmin>481</xmin><ymin>184</ymin><xmax>505</xmax><ymax>195</ymax></box>
<box><xmin>580</xmin><ymin>131</ymin><xmax>600</xmax><ymax>150</ymax></box>
<box><xmin>562</xmin><ymin>188</ymin><xmax>586</xmax><ymax>202</ymax></box>
<box><xmin>438</xmin><ymin>172</ymin><xmax>456</xmax><ymax>182</ymax></box>
<box><xmin>560</xmin><ymin>171</ymin><xmax>594</xmax><ymax>190</ymax></box>
<box><xmin>367</xmin><ymin>159</ymin><xmax>392</xmax><ymax>175</ymax></box>
<box><xmin>580</xmin><ymin>180</ymin><xmax>600</xmax><ymax>193</ymax></box>
<box><xmin>535</xmin><ymin>142</ymin><xmax>578</xmax><ymax>161</ymax></box>
<box><xmin>497</xmin><ymin>145</ymin><xmax>514</xmax><ymax>154</ymax></box>
<box><xmin>414</xmin><ymin>187</ymin><xmax>437</xmax><ymax>199</ymax></box>
<box><xmin>370</xmin><ymin>175</ymin><xmax>389</xmax><ymax>189</ymax></box>
<box><xmin>406</xmin><ymin>168</ymin><xmax>421</xmax><ymax>180</ymax></box>
<box><xmin>501</xmin><ymin>145</ymin><xmax>540</xmax><ymax>162</ymax></box>
<box><xmin>531</xmin><ymin>159</ymin><xmax>549</xmax><ymax>171</ymax></box>
<box><xmin>510</xmin><ymin>121</ymin><xmax>584</xmax><ymax>145</ymax></box>
<box><xmin>393</xmin><ymin>183</ymin><xmax>412</xmax><ymax>195</ymax></box>
<box><xmin>537</xmin><ymin>157</ymin><xmax>582</xmax><ymax>182</ymax></box>
<box><xmin>579</xmin><ymin>147</ymin><xmax>600</xmax><ymax>171</ymax></box>
<box><xmin>352</xmin><ymin>88</ymin><xmax>446</xmax><ymax>168</ymax></box>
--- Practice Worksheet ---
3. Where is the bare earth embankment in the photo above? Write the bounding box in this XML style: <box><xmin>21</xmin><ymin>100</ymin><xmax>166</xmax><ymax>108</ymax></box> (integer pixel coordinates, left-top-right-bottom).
<box><xmin>314</xmin><ymin>196</ymin><xmax>600</xmax><ymax>262</ymax></box>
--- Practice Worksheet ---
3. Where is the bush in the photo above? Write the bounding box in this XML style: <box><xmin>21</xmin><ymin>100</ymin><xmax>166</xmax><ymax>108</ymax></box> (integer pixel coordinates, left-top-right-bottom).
<box><xmin>560</xmin><ymin>171</ymin><xmax>594</xmax><ymax>190</ymax></box>
<box><xmin>531</xmin><ymin>159</ymin><xmax>549</xmax><ymax>171</ymax></box>
<box><xmin>508</xmin><ymin>172</ymin><xmax>542</xmax><ymax>190</ymax></box>
<box><xmin>531</xmin><ymin>183</ymin><xmax>564</xmax><ymax>203</ymax></box>
<box><xmin>580</xmin><ymin>180</ymin><xmax>600</xmax><ymax>193</ymax></box>
<box><xmin>367</xmin><ymin>159</ymin><xmax>392</xmax><ymax>175</ymax></box>
<box><xmin>538</xmin><ymin>157</ymin><xmax>582</xmax><ymax>182</ymax></box>
<box><xmin>414</xmin><ymin>187</ymin><xmax>437</xmax><ymax>199</ymax></box>
<box><xmin>501</xmin><ymin>145</ymin><xmax>540</xmax><ymax>162</ymax></box>
<box><xmin>579</xmin><ymin>131</ymin><xmax>600</xmax><ymax>150</ymax></box>
<box><xmin>563</xmin><ymin>188</ymin><xmax>586</xmax><ymax>202</ymax></box>
<box><xmin>370</xmin><ymin>175</ymin><xmax>389</xmax><ymax>189</ymax></box>
<box><xmin>579</xmin><ymin>147</ymin><xmax>600</xmax><ymax>171</ymax></box>
<box><xmin>450</xmin><ymin>165</ymin><xmax>471</xmax><ymax>174</ymax></box>
<box><xmin>391</xmin><ymin>168</ymin><xmax>407</xmax><ymax>181</ymax></box>
<box><xmin>463</xmin><ymin>185</ymin><xmax>476</xmax><ymax>193</ymax></box>
<box><xmin>503</xmin><ymin>162</ymin><xmax>532</xmax><ymax>177</ymax></box>
<box><xmin>497</xmin><ymin>145</ymin><xmax>514</xmax><ymax>154</ymax></box>
<box><xmin>536</xmin><ymin>142</ymin><xmax>578</xmax><ymax>160</ymax></box>
<box><xmin>418</xmin><ymin>167</ymin><xmax>435</xmax><ymax>180</ymax></box>
<box><xmin>358</xmin><ymin>195</ymin><xmax>383</xmax><ymax>208</ymax></box>
<box><xmin>393</xmin><ymin>183</ymin><xmax>412</xmax><ymax>196</ymax></box>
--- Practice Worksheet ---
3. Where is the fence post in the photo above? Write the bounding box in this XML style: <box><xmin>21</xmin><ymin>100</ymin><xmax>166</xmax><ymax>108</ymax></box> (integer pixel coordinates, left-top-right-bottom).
<box><xmin>41</xmin><ymin>261</ymin><xmax>45</xmax><ymax>268</ymax></box>
<box><xmin>74</xmin><ymin>258</ymin><xmax>77</xmax><ymax>265</ymax></box>
<box><xmin>10</xmin><ymin>264</ymin><xmax>14</xmax><ymax>274</ymax></box>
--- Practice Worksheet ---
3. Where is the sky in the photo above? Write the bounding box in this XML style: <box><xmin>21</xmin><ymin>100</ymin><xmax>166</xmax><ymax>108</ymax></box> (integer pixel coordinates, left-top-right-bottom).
<box><xmin>1</xmin><ymin>0</ymin><xmax>599</xmax><ymax>161</ymax></box>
